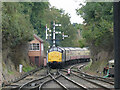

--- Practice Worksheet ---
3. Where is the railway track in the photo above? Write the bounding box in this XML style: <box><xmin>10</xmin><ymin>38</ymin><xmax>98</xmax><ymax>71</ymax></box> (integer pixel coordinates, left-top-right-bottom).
<box><xmin>60</xmin><ymin>63</ymin><xmax>114</xmax><ymax>89</ymax></box>
<box><xmin>2</xmin><ymin>68</ymin><xmax>36</xmax><ymax>87</ymax></box>
<box><xmin>74</xmin><ymin>64</ymin><xmax>114</xmax><ymax>84</ymax></box>
<box><xmin>39</xmin><ymin>74</ymin><xmax>67</xmax><ymax>90</ymax></box>
<box><xmin>18</xmin><ymin>68</ymin><xmax>88</xmax><ymax>90</ymax></box>
<box><xmin>2</xmin><ymin>67</ymin><xmax>47</xmax><ymax>90</ymax></box>
<box><xmin>19</xmin><ymin>74</ymin><xmax>51</xmax><ymax>90</ymax></box>
<box><xmin>39</xmin><ymin>69</ymin><xmax>87</xmax><ymax>90</ymax></box>
<box><xmin>57</xmin><ymin>72</ymin><xmax>87</xmax><ymax>89</ymax></box>
<box><xmin>2</xmin><ymin>62</ymin><xmax>114</xmax><ymax>90</ymax></box>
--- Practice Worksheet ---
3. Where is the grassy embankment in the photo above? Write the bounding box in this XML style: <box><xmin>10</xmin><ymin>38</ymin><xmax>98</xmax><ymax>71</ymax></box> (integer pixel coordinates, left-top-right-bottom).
<box><xmin>83</xmin><ymin>59</ymin><xmax>108</xmax><ymax>76</ymax></box>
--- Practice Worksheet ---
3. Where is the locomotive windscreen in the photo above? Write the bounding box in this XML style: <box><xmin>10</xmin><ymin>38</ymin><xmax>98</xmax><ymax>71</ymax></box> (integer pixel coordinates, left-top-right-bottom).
<box><xmin>48</xmin><ymin>47</ymin><xmax>62</xmax><ymax>52</ymax></box>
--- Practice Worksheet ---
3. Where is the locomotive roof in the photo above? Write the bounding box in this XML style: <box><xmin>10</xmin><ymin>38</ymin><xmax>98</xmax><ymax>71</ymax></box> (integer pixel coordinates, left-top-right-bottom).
<box><xmin>58</xmin><ymin>47</ymin><xmax>87</xmax><ymax>51</ymax></box>
<box><xmin>48</xmin><ymin>46</ymin><xmax>89</xmax><ymax>52</ymax></box>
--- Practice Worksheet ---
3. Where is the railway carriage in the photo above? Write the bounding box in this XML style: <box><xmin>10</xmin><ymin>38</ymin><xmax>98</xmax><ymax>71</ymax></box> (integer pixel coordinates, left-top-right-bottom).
<box><xmin>47</xmin><ymin>46</ymin><xmax>90</xmax><ymax>68</ymax></box>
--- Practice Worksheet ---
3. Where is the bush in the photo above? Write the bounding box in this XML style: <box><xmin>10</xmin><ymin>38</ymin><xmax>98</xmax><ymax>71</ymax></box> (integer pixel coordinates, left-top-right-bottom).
<box><xmin>22</xmin><ymin>66</ymin><xmax>34</xmax><ymax>72</ymax></box>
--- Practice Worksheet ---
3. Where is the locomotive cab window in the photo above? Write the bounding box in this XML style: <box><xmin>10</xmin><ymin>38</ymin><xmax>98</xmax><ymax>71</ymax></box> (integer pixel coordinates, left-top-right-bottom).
<box><xmin>48</xmin><ymin>47</ymin><xmax>62</xmax><ymax>52</ymax></box>
<box><xmin>58</xmin><ymin>48</ymin><xmax>62</xmax><ymax>52</ymax></box>
<box><xmin>54</xmin><ymin>47</ymin><xmax>58</xmax><ymax>51</ymax></box>
<box><xmin>49</xmin><ymin>48</ymin><xmax>52</xmax><ymax>52</ymax></box>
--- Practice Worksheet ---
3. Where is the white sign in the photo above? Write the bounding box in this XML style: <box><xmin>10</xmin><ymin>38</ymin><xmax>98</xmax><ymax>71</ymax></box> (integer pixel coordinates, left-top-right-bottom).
<box><xmin>48</xmin><ymin>46</ymin><xmax>50</xmax><ymax>48</ymax></box>
<box><xmin>56</xmin><ymin>32</ymin><xmax>61</xmax><ymax>34</ymax></box>
<box><xmin>58</xmin><ymin>24</ymin><xmax>61</xmax><ymax>26</ymax></box>
<box><xmin>55</xmin><ymin>24</ymin><xmax>61</xmax><ymax>26</ymax></box>
<box><xmin>64</xmin><ymin>35</ymin><xmax>68</xmax><ymax>37</ymax></box>
<box><xmin>55</xmin><ymin>24</ymin><xmax>58</xmax><ymax>26</ymax></box>
<box><xmin>49</xmin><ymin>34</ymin><xmax>52</xmax><ymax>36</ymax></box>
<box><xmin>19</xmin><ymin>64</ymin><xmax>23</xmax><ymax>73</ymax></box>
<box><xmin>59</xmin><ymin>32</ymin><xmax>61</xmax><ymax>34</ymax></box>
<box><xmin>56</xmin><ymin>32</ymin><xmax>58</xmax><ymax>34</ymax></box>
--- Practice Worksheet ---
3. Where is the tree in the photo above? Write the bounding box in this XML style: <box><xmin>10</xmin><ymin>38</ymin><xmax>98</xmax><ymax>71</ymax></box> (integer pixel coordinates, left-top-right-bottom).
<box><xmin>2</xmin><ymin>2</ymin><xmax>34</xmax><ymax>48</ymax></box>
<box><xmin>76</xmin><ymin>2</ymin><xmax>113</xmax><ymax>51</ymax></box>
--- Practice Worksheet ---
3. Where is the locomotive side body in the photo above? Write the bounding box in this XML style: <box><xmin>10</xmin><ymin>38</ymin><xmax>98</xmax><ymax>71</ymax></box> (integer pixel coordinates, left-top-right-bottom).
<box><xmin>64</xmin><ymin>48</ymin><xmax>70</xmax><ymax>61</ymax></box>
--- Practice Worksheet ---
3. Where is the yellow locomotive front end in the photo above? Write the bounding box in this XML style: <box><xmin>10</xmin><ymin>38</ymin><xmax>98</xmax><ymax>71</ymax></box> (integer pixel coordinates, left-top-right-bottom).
<box><xmin>48</xmin><ymin>51</ymin><xmax>62</xmax><ymax>63</ymax></box>
<box><xmin>47</xmin><ymin>47</ymin><xmax>63</xmax><ymax>68</ymax></box>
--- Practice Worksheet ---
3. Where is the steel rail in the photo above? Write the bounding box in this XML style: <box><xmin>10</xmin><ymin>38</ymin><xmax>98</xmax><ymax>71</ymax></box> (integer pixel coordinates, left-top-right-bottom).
<box><xmin>61</xmin><ymin>70</ymin><xmax>112</xmax><ymax>90</ymax></box>
<box><xmin>59</xmin><ymin>72</ymin><xmax>88</xmax><ymax>90</ymax></box>
<box><xmin>75</xmin><ymin>70</ymin><xmax>114</xmax><ymax>85</ymax></box>
<box><xmin>13</xmin><ymin>67</ymin><xmax>42</xmax><ymax>84</ymax></box>
<box><xmin>19</xmin><ymin>74</ymin><xmax>50</xmax><ymax>90</ymax></box>
<box><xmin>76</xmin><ymin>65</ymin><xmax>114</xmax><ymax>85</ymax></box>
<box><xmin>39</xmin><ymin>73</ymin><xmax>67</xmax><ymax>90</ymax></box>
<box><xmin>72</xmin><ymin>72</ymin><xmax>112</xmax><ymax>90</ymax></box>
<box><xmin>77</xmin><ymin>64</ymin><xmax>114</xmax><ymax>82</ymax></box>
<box><xmin>68</xmin><ymin>63</ymin><xmax>114</xmax><ymax>85</ymax></box>
<box><xmin>67</xmin><ymin>65</ymin><xmax>114</xmax><ymax>89</ymax></box>
<box><xmin>49</xmin><ymin>73</ymin><xmax>68</xmax><ymax>90</ymax></box>
<box><xmin>2</xmin><ymin>68</ymin><xmax>44</xmax><ymax>90</ymax></box>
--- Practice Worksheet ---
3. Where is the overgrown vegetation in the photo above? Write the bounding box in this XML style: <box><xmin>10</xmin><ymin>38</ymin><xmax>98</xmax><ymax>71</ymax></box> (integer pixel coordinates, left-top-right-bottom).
<box><xmin>77</xmin><ymin>2</ymin><xmax>113</xmax><ymax>49</ymax></box>
<box><xmin>8</xmin><ymin>70</ymin><xmax>14</xmax><ymax>75</ymax></box>
<box><xmin>76</xmin><ymin>2</ymin><xmax>114</xmax><ymax>74</ymax></box>
<box><xmin>83</xmin><ymin>60</ymin><xmax>92</xmax><ymax>71</ymax></box>
<box><xmin>2</xmin><ymin>2</ymin><xmax>80</xmax><ymax>72</ymax></box>
<box><xmin>2</xmin><ymin>2</ymin><xmax>115</xmax><ymax>79</ymax></box>
<box><xmin>2</xmin><ymin>3</ymin><xmax>34</xmax><ymax>48</ymax></box>
<box><xmin>76</xmin><ymin>2</ymin><xmax>113</xmax><ymax>58</ymax></box>
<box><xmin>83</xmin><ymin>60</ymin><xmax>108</xmax><ymax>76</ymax></box>
<box><xmin>78</xmin><ymin>39</ymin><xmax>86</xmax><ymax>48</ymax></box>
<box><xmin>23</xmin><ymin>66</ymin><xmax>34</xmax><ymax>72</ymax></box>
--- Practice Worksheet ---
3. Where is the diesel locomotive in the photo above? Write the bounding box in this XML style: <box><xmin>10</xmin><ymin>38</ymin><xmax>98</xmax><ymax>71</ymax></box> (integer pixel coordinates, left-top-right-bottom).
<box><xmin>47</xmin><ymin>46</ymin><xmax>90</xmax><ymax>68</ymax></box>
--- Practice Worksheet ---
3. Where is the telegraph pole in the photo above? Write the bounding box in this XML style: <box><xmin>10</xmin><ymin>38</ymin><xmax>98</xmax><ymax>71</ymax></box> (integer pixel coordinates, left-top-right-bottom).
<box><xmin>114</xmin><ymin>2</ymin><xmax>120</xmax><ymax>89</ymax></box>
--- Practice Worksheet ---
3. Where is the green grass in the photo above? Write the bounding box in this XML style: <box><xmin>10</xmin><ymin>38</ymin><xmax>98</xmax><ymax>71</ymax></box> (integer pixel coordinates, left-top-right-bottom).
<box><xmin>82</xmin><ymin>59</ymin><xmax>108</xmax><ymax>76</ymax></box>
<box><xmin>90</xmin><ymin>60</ymin><xmax>108</xmax><ymax>72</ymax></box>
<box><xmin>20</xmin><ymin>59</ymin><xmax>36</xmax><ymax>72</ymax></box>
<box><xmin>8</xmin><ymin>70</ymin><xmax>14</xmax><ymax>75</ymax></box>
<box><xmin>22</xmin><ymin>66</ymin><xmax>34</xmax><ymax>72</ymax></box>
<box><xmin>83</xmin><ymin>59</ymin><xmax>92</xmax><ymax>71</ymax></box>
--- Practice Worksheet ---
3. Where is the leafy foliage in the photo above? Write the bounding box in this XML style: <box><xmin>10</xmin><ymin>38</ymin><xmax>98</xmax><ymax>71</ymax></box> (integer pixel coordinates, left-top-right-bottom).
<box><xmin>78</xmin><ymin>39</ymin><xmax>86</xmax><ymax>48</ymax></box>
<box><xmin>23</xmin><ymin>66</ymin><xmax>34</xmax><ymax>72</ymax></box>
<box><xmin>2</xmin><ymin>2</ymin><xmax>34</xmax><ymax>48</ymax></box>
<box><xmin>76</xmin><ymin>2</ymin><xmax>113</xmax><ymax>51</ymax></box>
<box><xmin>2</xmin><ymin>2</ymin><xmax>79</xmax><ymax>68</ymax></box>
<box><xmin>42</xmin><ymin>7</ymin><xmax>77</xmax><ymax>47</ymax></box>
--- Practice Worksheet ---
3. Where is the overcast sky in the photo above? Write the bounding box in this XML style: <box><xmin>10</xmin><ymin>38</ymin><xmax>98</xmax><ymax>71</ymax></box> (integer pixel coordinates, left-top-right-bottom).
<box><xmin>49</xmin><ymin>0</ymin><xmax>86</xmax><ymax>24</ymax></box>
